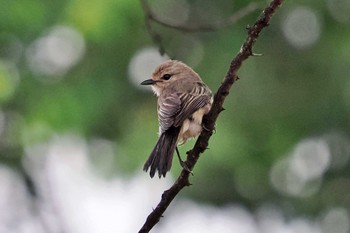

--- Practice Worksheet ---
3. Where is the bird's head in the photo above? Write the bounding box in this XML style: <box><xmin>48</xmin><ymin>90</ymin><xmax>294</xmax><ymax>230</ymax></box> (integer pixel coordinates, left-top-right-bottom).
<box><xmin>141</xmin><ymin>60</ymin><xmax>201</xmax><ymax>96</ymax></box>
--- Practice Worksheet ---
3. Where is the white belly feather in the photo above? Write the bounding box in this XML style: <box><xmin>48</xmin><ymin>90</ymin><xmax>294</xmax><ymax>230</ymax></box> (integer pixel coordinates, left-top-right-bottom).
<box><xmin>178</xmin><ymin>103</ymin><xmax>211</xmax><ymax>144</ymax></box>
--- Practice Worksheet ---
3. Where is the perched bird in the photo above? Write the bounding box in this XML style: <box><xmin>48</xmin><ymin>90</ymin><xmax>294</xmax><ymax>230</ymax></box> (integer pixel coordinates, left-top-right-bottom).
<box><xmin>141</xmin><ymin>60</ymin><xmax>213</xmax><ymax>178</ymax></box>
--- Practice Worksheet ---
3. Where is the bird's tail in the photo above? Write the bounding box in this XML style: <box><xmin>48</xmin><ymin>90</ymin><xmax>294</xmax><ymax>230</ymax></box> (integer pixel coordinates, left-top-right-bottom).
<box><xmin>143</xmin><ymin>126</ymin><xmax>181</xmax><ymax>178</ymax></box>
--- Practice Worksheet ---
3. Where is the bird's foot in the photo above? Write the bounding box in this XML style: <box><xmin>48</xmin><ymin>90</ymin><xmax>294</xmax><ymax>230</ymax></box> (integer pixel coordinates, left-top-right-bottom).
<box><xmin>176</xmin><ymin>147</ymin><xmax>193</xmax><ymax>176</ymax></box>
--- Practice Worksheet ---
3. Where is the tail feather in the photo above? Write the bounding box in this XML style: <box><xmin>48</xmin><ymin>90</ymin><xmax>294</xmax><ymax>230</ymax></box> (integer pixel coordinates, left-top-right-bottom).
<box><xmin>143</xmin><ymin>127</ymin><xmax>181</xmax><ymax>178</ymax></box>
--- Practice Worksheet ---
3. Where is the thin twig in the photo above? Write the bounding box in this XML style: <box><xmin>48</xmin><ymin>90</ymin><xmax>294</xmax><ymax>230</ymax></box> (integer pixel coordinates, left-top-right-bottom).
<box><xmin>140</xmin><ymin>0</ymin><xmax>260</xmax><ymax>55</ymax></box>
<box><xmin>139</xmin><ymin>0</ymin><xmax>284</xmax><ymax>232</ymax></box>
<box><xmin>140</xmin><ymin>0</ymin><xmax>166</xmax><ymax>55</ymax></box>
<box><xmin>145</xmin><ymin>1</ymin><xmax>261</xmax><ymax>32</ymax></box>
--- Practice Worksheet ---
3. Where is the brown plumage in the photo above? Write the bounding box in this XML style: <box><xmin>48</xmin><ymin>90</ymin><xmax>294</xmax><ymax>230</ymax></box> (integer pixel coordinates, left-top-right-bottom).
<box><xmin>141</xmin><ymin>60</ymin><xmax>212</xmax><ymax>178</ymax></box>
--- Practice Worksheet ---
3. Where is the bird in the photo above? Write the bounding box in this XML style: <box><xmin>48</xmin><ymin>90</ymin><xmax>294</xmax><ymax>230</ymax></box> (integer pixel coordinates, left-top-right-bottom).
<box><xmin>140</xmin><ymin>60</ymin><xmax>213</xmax><ymax>178</ymax></box>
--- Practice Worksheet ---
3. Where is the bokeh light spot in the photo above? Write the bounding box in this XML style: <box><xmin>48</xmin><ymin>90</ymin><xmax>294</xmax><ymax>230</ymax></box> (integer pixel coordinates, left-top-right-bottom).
<box><xmin>289</xmin><ymin>139</ymin><xmax>330</xmax><ymax>181</ymax></box>
<box><xmin>327</xmin><ymin>0</ymin><xmax>350</xmax><ymax>24</ymax></box>
<box><xmin>288</xmin><ymin>218</ymin><xmax>322</xmax><ymax>233</ymax></box>
<box><xmin>26</xmin><ymin>25</ymin><xmax>85</xmax><ymax>80</ymax></box>
<box><xmin>320</xmin><ymin>207</ymin><xmax>349</xmax><ymax>233</ymax></box>
<box><xmin>270</xmin><ymin>138</ymin><xmax>330</xmax><ymax>197</ymax></box>
<box><xmin>128</xmin><ymin>47</ymin><xmax>169</xmax><ymax>91</ymax></box>
<box><xmin>282</xmin><ymin>6</ymin><xmax>321</xmax><ymax>49</ymax></box>
<box><xmin>150</xmin><ymin>0</ymin><xmax>190</xmax><ymax>26</ymax></box>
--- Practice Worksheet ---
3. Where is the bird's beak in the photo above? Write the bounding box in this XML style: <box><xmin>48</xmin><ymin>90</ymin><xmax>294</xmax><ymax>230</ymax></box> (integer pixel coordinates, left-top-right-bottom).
<box><xmin>140</xmin><ymin>79</ymin><xmax>157</xmax><ymax>85</ymax></box>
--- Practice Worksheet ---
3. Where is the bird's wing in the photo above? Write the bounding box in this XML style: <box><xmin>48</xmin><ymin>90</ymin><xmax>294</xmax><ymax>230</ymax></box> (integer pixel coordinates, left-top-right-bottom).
<box><xmin>173</xmin><ymin>82</ymin><xmax>212</xmax><ymax>127</ymax></box>
<box><xmin>157</xmin><ymin>92</ymin><xmax>182</xmax><ymax>133</ymax></box>
<box><xmin>158</xmin><ymin>82</ymin><xmax>212</xmax><ymax>133</ymax></box>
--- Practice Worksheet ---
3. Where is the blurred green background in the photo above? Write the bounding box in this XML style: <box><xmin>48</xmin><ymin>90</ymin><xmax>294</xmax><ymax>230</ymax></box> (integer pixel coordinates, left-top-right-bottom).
<box><xmin>1</xmin><ymin>0</ymin><xmax>350</xmax><ymax>230</ymax></box>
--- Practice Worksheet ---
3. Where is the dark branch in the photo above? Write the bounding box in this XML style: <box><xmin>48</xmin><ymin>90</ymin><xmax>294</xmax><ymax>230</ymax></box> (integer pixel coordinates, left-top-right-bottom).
<box><xmin>140</xmin><ymin>0</ymin><xmax>260</xmax><ymax>55</ymax></box>
<box><xmin>140</xmin><ymin>0</ymin><xmax>166</xmax><ymax>55</ymax></box>
<box><xmin>142</xmin><ymin>1</ymin><xmax>260</xmax><ymax>32</ymax></box>
<box><xmin>139</xmin><ymin>0</ymin><xmax>284</xmax><ymax>232</ymax></box>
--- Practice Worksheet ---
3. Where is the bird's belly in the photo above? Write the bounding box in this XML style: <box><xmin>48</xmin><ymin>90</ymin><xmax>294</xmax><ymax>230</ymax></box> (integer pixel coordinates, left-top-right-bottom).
<box><xmin>180</xmin><ymin>119</ymin><xmax>202</xmax><ymax>142</ymax></box>
<box><xmin>178</xmin><ymin>107</ymin><xmax>208</xmax><ymax>144</ymax></box>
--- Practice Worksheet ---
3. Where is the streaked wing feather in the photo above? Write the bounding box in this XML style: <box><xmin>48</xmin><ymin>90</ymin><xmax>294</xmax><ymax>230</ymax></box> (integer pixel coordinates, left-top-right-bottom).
<box><xmin>173</xmin><ymin>83</ymin><xmax>212</xmax><ymax>127</ymax></box>
<box><xmin>158</xmin><ymin>93</ymin><xmax>181</xmax><ymax>133</ymax></box>
<box><xmin>158</xmin><ymin>82</ymin><xmax>212</xmax><ymax>132</ymax></box>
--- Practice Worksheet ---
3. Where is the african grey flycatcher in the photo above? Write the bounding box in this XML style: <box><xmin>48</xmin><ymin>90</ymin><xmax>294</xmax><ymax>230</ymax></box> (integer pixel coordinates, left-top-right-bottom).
<box><xmin>141</xmin><ymin>60</ymin><xmax>213</xmax><ymax>178</ymax></box>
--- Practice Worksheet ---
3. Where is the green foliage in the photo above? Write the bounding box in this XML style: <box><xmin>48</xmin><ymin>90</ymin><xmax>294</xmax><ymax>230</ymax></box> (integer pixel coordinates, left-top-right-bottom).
<box><xmin>1</xmin><ymin>0</ymin><xmax>350</xmax><ymax>217</ymax></box>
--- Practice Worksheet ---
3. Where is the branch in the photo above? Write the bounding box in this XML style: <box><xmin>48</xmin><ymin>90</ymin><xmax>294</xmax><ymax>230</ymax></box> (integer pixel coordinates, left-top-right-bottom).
<box><xmin>140</xmin><ymin>0</ymin><xmax>166</xmax><ymax>55</ymax></box>
<box><xmin>140</xmin><ymin>0</ymin><xmax>261</xmax><ymax>55</ymax></box>
<box><xmin>143</xmin><ymin>1</ymin><xmax>260</xmax><ymax>32</ymax></box>
<box><xmin>139</xmin><ymin>0</ymin><xmax>284</xmax><ymax>232</ymax></box>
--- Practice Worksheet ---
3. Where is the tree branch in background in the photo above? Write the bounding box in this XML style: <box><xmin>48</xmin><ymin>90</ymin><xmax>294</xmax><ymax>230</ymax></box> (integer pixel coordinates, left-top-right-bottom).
<box><xmin>140</xmin><ymin>0</ymin><xmax>166</xmax><ymax>55</ymax></box>
<box><xmin>140</xmin><ymin>0</ymin><xmax>261</xmax><ymax>55</ymax></box>
<box><xmin>139</xmin><ymin>0</ymin><xmax>284</xmax><ymax>232</ymax></box>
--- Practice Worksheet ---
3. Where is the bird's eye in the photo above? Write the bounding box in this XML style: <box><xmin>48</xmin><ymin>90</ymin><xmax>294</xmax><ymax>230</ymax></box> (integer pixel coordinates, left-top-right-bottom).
<box><xmin>162</xmin><ymin>74</ymin><xmax>172</xmax><ymax>80</ymax></box>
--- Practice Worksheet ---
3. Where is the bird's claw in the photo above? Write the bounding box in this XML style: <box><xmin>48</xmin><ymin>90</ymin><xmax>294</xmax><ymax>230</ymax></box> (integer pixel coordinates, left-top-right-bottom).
<box><xmin>180</xmin><ymin>160</ymin><xmax>193</xmax><ymax>176</ymax></box>
<box><xmin>176</xmin><ymin>147</ymin><xmax>193</xmax><ymax>176</ymax></box>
